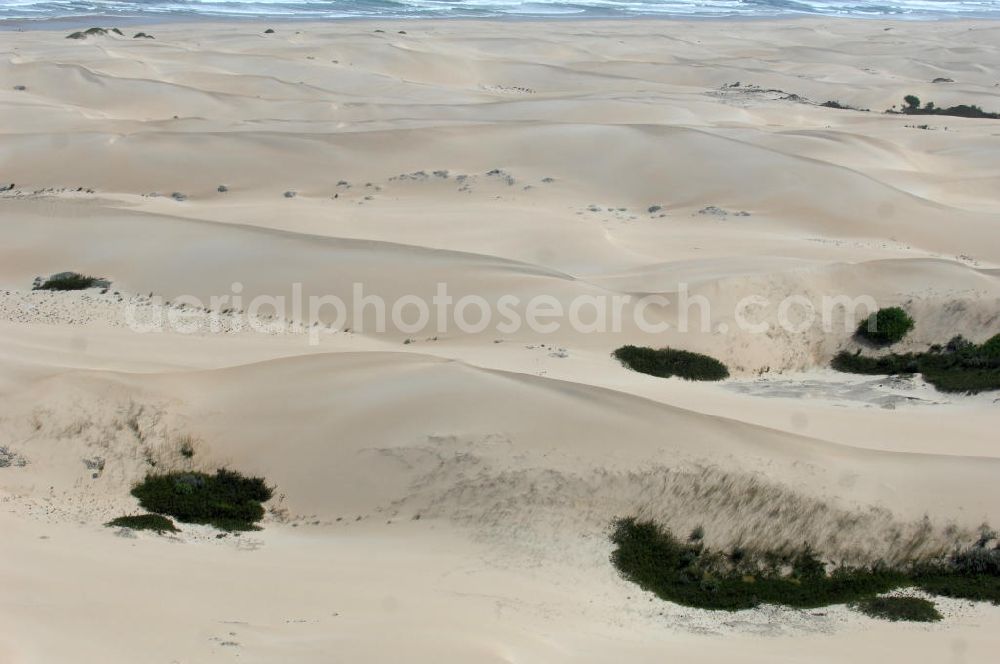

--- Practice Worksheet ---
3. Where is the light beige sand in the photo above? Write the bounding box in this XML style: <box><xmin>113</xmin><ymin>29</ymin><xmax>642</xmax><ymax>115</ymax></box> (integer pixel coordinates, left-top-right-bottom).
<box><xmin>2</xmin><ymin>18</ymin><xmax>1000</xmax><ymax>663</ymax></box>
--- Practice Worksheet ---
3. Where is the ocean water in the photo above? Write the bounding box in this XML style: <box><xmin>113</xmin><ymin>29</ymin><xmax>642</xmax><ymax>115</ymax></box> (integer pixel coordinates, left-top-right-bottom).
<box><xmin>2</xmin><ymin>0</ymin><xmax>999</xmax><ymax>21</ymax></box>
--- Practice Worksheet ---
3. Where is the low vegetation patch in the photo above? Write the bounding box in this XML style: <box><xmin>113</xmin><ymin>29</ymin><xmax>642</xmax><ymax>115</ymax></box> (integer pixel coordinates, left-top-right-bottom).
<box><xmin>613</xmin><ymin>345</ymin><xmax>729</xmax><ymax>381</ymax></box>
<box><xmin>822</xmin><ymin>100</ymin><xmax>870</xmax><ymax>112</ymax></box>
<box><xmin>832</xmin><ymin>334</ymin><xmax>1000</xmax><ymax>394</ymax></box>
<box><xmin>131</xmin><ymin>469</ymin><xmax>274</xmax><ymax>531</ymax></box>
<box><xmin>106</xmin><ymin>514</ymin><xmax>178</xmax><ymax>533</ymax></box>
<box><xmin>890</xmin><ymin>95</ymin><xmax>1000</xmax><ymax>119</ymax></box>
<box><xmin>610</xmin><ymin>518</ymin><xmax>1000</xmax><ymax>617</ymax></box>
<box><xmin>852</xmin><ymin>596</ymin><xmax>941</xmax><ymax>622</ymax></box>
<box><xmin>33</xmin><ymin>272</ymin><xmax>109</xmax><ymax>291</ymax></box>
<box><xmin>855</xmin><ymin>306</ymin><xmax>914</xmax><ymax>346</ymax></box>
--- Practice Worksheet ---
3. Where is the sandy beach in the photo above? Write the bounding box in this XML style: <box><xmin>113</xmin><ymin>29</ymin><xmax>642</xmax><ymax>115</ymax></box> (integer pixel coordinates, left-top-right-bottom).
<box><xmin>2</xmin><ymin>17</ymin><xmax>1000</xmax><ymax>662</ymax></box>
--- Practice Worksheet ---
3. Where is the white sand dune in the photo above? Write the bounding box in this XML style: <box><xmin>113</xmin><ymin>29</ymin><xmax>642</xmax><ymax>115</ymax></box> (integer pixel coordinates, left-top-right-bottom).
<box><xmin>2</xmin><ymin>17</ymin><xmax>1000</xmax><ymax>663</ymax></box>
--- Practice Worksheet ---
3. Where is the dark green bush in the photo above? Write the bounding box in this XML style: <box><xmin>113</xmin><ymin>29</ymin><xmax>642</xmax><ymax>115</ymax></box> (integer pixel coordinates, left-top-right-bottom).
<box><xmin>856</xmin><ymin>307</ymin><xmax>914</xmax><ymax>346</ymax></box>
<box><xmin>131</xmin><ymin>469</ymin><xmax>274</xmax><ymax>531</ymax></box>
<box><xmin>917</xmin><ymin>574</ymin><xmax>1000</xmax><ymax>604</ymax></box>
<box><xmin>613</xmin><ymin>346</ymin><xmax>729</xmax><ymax>381</ymax></box>
<box><xmin>106</xmin><ymin>513</ymin><xmax>178</xmax><ymax>533</ymax></box>
<box><xmin>609</xmin><ymin>518</ymin><xmax>905</xmax><ymax>611</ymax></box>
<box><xmin>822</xmin><ymin>100</ymin><xmax>869</xmax><ymax>112</ymax></box>
<box><xmin>981</xmin><ymin>334</ymin><xmax>1000</xmax><ymax>360</ymax></box>
<box><xmin>852</xmin><ymin>596</ymin><xmax>942</xmax><ymax>622</ymax></box>
<box><xmin>832</xmin><ymin>332</ymin><xmax>1000</xmax><ymax>394</ymax></box>
<box><xmin>34</xmin><ymin>272</ymin><xmax>106</xmax><ymax>291</ymax></box>
<box><xmin>893</xmin><ymin>95</ymin><xmax>999</xmax><ymax>119</ymax></box>
<box><xmin>611</xmin><ymin>519</ymin><xmax>1000</xmax><ymax>613</ymax></box>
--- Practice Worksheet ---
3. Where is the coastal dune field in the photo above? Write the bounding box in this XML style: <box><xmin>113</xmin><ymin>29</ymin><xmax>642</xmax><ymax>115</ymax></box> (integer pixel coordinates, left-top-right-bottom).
<box><xmin>2</xmin><ymin>18</ymin><xmax>1000</xmax><ymax>662</ymax></box>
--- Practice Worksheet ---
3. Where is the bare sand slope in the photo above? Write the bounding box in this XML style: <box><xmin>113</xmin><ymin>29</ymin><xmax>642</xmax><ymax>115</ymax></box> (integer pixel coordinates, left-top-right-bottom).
<box><xmin>2</xmin><ymin>17</ymin><xmax>1000</xmax><ymax>663</ymax></box>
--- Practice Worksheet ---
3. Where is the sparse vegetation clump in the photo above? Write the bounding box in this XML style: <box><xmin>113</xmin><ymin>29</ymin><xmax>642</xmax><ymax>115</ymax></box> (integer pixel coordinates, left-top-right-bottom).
<box><xmin>106</xmin><ymin>514</ymin><xmax>178</xmax><ymax>533</ymax></box>
<box><xmin>611</xmin><ymin>518</ymin><xmax>1000</xmax><ymax>618</ymax></box>
<box><xmin>33</xmin><ymin>272</ymin><xmax>108</xmax><ymax>291</ymax></box>
<box><xmin>131</xmin><ymin>469</ymin><xmax>274</xmax><ymax>531</ymax></box>
<box><xmin>613</xmin><ymin>345</ymin><xmax>729</xmax><ymax>381</ymax></box>
<box><xmin>832</xmin><ymin>334</ymin><xmax>1000</xmax><ymax>394</ymax></box>
<box><xmin>892</xmin><ymin>95</ymin><xmax>1000</xmax><ymax>119</ymax></box>
<box><xmin>855</xmin><ymin>306</ymin><xmax>914</xmax><ymax>346</ymax></box>
<box><xmin>610</xmin><ymin>518</ymin><xmax>905</xmax><ymax>611</ymax></box>
<box><xmin>822</xmin><ymin>100</ymin><xmax>869</xmax><ymax>112</ymax></box>
<box><xmin>852</xmin><ymin>596</ymin><xmax>941</xmax><ymax>622</ymax></box>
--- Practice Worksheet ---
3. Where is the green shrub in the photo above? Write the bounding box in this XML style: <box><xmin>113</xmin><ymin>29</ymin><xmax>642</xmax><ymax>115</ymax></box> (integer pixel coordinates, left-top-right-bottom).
<box><xmin>832</xmin><ymin>332</ymin><xmax>1000</xmax><ymax>394</ymax></box>
<box><xmin>611</xmin><ymin>519</ymin><xmax>1000</xmax><ymax>613</ymax></box>
<box><xmin>613</xmin><ymin>345</ymin><xmax>729</xmax><ymax>381</ymax></box>
<box><xmin>917</xmin><ymin>574</ymin><xmax>1000</xmax><ymax>604</ymax></box>
<box><xmin>822</xmin><ymin>100</ymin><xmax>869</xmax><ymax>112</ymax></box>
<box><xmin>131</xmin><ymin>469</ymin><xmax>274</xmax><ymax>531</ymax></box>
<box><xmin>856</xmin><ymin>307</ymin><xmax>914</xmax><ymax>346</ymax></box>
<box><xmin>106</xmin><ymin>513</ymin><xmax>178</xmax><ymax>533</ymax></box>
<box><xmin>981</xmin><ymin>334</ymin><xmax>1000</xmax><ymax>359</ymax></box>
<box><xmin>852</xmin><ymin>596</ymin><xmax>942</xmax><ymax>622</ymax></box>
<box><xmin>33</xmin><ymin>272</ymin><xmax>107</xmax><ymax>291</ymax></box>
<box><xmin>609</xmin><ymin>518</ymin><xmax>905</xmax><ymax>611</ymax></box>
<box><xmin>894</xmin><ymin>96</ymin><xmax>1000</xmax><ymax>119</ymax></box>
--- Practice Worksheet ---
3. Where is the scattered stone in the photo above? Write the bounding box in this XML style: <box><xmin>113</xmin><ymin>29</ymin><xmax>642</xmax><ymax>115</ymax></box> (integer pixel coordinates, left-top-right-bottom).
<box><xmin>13</xmin><ymin>85</ymin><xmax>26</xmax><ymax>91</ymax></box>
<box><xmin>433</xmin><ymin>170</ymin><xmax>449</xmax><ymax>178</ymax></box>
<box><xmin>697</xmin><ymin>205</ymin><xmax>750</xmax><ymax>218</ymax></box>
<box><xmin>283</xmin><ymin>190</ymin><xmax>297</xmax><ymax>198</ymax></box>
<box><xmin>932</xmin><ymin>77</ymin><xmax>954</xmax><ymax>83</ymax></box>
<box><xmin>217</xmin><ymin>184</ymin><xmax>228</xmax><ymax>193</ymax></box>
<box><xmin>170</xmin><ymin>191</ymin><xmax>187</xmax><ymax>201</ymax></box>
<box><xmin>398</xmin><ymin>31</ymin><xmax>407</xmax><ymax>35</ymax></box>
<box><xmin>0</xmin><ymin>446</ymin><xmax>28</xmax><ymax>468</ymax></box>
<box><xmin>82</xmin><ymin>456</ymin><xmax>105</xmax><ymax>478</ymax></box>
<box><xmin>541</xmin><ymin>177</ymin><xmax>555</xmax><ymax>183</ymax></box>
<box><xmin>133</xmin><ymin>32</ymin><xmax>154</xmax><ymax>39</ymax></box>
<box><xmin>374</xmin><ymin>29</ymin><xmax>385</xmax><ymax>33</ymax></box>
<box><xmin>485</xmin><ymin>168</ymin><xmax>515</xmax><ymax>185</ymax></box>
<box><xmin>264</xmin><ymin>28</ymin><xmax>275</xmax><ymax>34</ymax></box>
<box><xmin>647</xmin><ymin>205</ymin><xmax>662</xmax><ymax>214</ymax></box>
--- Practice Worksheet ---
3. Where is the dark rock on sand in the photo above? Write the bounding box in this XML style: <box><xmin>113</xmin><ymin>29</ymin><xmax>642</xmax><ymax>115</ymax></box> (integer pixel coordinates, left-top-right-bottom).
<box><xmin>932</xmin><ymin>77</ymin><xmax>954</xmax><ymax>83</ymax></box>
<box><xmin>171</xmin><ymin>192</ymin><xmax>187</xmax><ymax>201</ymax></box>
<box><xmin>217</xmin><ymin>185</ymin><xmax>229</xmax><ymax>193</ymax></box>
<box><xmin>13</xmin><ymin>85</ymin><xmax>26</xmax><ymax>91</ymax></box>
<box><xmin>647</xmin><ymin>205</ymin><xmax>662</xmax><ymax>214</ymax></box>
<box><xmin>284</xmin><ymin>190</ymin><xmax>297</xmax><ymax>198</ymax></box>
<box><xmin>133</xmin><ymin>32</ymin><xmax>155</xmax><ymax>39</ymax></box>
<box><xmin>264</xmin><ymin>28</ymin><xmax>275</xmax><ymax>34</ymax></box>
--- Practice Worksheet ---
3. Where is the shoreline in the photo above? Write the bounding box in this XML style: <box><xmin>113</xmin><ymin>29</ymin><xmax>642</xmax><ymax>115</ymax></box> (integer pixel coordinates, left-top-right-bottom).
<box><xmin>3</xmin><ymin>13</ymin><xmax>1000</xmax><ymax>32</ymax></box>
